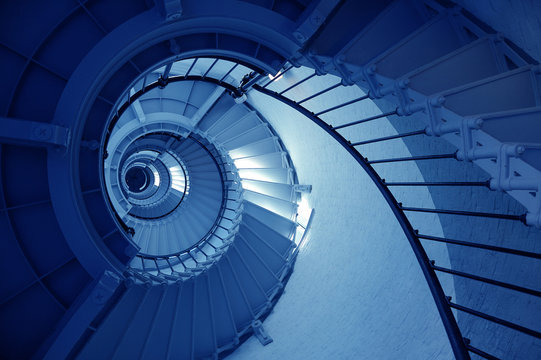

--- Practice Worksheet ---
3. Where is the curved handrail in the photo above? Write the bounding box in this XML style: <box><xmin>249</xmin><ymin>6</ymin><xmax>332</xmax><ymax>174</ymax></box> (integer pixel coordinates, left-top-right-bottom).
<box><xmin>104</xmin><ymin>75</ymin><xmax>243</xmax><ymax>147</ymax></box>
<box><xmin>252</xmin><ymin>84</ymin><xmax>470</xmax><ymax>359</ymax></box>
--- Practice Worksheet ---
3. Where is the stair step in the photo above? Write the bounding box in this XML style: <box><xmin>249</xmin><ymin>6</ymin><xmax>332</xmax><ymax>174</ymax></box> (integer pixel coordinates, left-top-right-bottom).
<box><xmin>309</xmin><ymin>0</ymin><xmax>397</xmax><ymax>58</ymax></box>
<box><xmin>238</xmin><ymin>168</ymin><xmax>291</xmax><ymax>184</ymax></box>
<box><xmin>235</xmin><ymin>235</ymin><xmax>280</xmax><ymax>295</ymax></box>
<box><xmin>242</xmin><ymin>213</ymin><xmax>294</xmax><ymax>256</ymax></box>
<box><xmin>193</xmin><ymin>274</ymin><xmax>216</xmax><ymax>359</ymax></box>
<box><xmin>179</xmin><ymin>148</ymin><xmax>210</xmax><ymax>163</ymax></box>
<box><xmin>479</xmin><ymin>107</ymin><xmax>541</xmax><ymax>145</ymax></box>
<box><xmin>112</xmin><ymin>285</ymin><xmax>165</xmax><ymax>359</ymax></box>
<box><xmin>242</xmin><ymin>179</ymin><xmax>295</xmax><ymax>202</ymax></box>
<box><xmin>404</xmin><ymin>36</ymin><xmax>503</xmax><ymax>95</ymax></box>
<box><xmin>228</xmin><ymin>136</ymin><xmax>281</xmax><ymax>159</ymax></box>
<box><xmin>189</xmin><ymin>170</ymin><xmax>222</xmax><ymax>183</ymax></box>
<box><xmin>341</xmin><ymin>0</ymin><xmax>428</xmax><ymax>66</ymax></box>
<box><xmin>234</xmin><ymin>152</ymin><xmax>285</xmax><ymax>169</ymax></box>
<box><xmin>226</xmin><ymin>246</ymin><xmax>269</xmax><ymax>313</ymax></box>
<box><xmin>187</xmin><ymin>175</ymin><xmax>222</xmax><ymax>190</ymax></box>
<box><xmin>244</xmin><ymin>191</ymin><xmax>297</xmax><ymax>219</ymax></box>
<box><xmin>207</xmin><ymin>265</ymin><xmax>238</xmax><ymax>350</ymax></box>
<box><xmin>167</xmin><ymin>280</ymin><xmax>194</xmax><ymax>359</ymax></box>
<box><xmin>140</xmin><ymin>285</ymin><xmax>181</xmax><ymax>359</ymax></box>
<box><xmin>221</xmin><ymin>124</ymin><xmax>272</xmax><ymax>150</ymax></box>
<box><xmin>207</xmin><ymin>104</ymin><xmax>251</xmax><ymax>138</ymax></box>
<box><xmin>243</xmin><ymin>201</ymin><xmax>296</xmax><ymax>238</ymax></box>
<box><xmin>173</xmin><ymin>215</ymin><xmax>198</xmax><ymax>250</ymax></box>
<box><xmin>77</xmin><ymin>285</ymin><xmax>146</xmax><ymax>359</ymax></box>
<box><xmin>372</xmin><ymin>13</ymin><xmax>467</xmax><ymax>79</ymax></box>
<box><xmin>238</xmin><ymin>227</ymin><xmax>289</xmax><ymax>277</ymax></box>
<box><xmin>173</xmin><ymin>206</ymin><xmax>213</xmax><ymax>241</ymax></box>
<box><xmin>216</xmin><ymin>259</ymin><xmax>253</xmax><ymax>330</ymax></box>
<box><xmin>187</xmin><ymin>161</ymin><xmax>218</xmax><ymax>173</ymax></box>
<box><xmin>183</xmin><ymin>153</ymin><xmax>214</xmax><ymax>167</ymax></box>
<box><xmin>197</xmin><ymin>96</ymin><xmax>236</xmax><ymax>133</ymax></box>
<box><xmin>156</xmin><ymin>224</ymin><xmax>167</xmax><ymax>255</ymax></box>
<box><xmin>440</xmin><ymin>65</ymin><xmax>540</xmax><ymax>116</ymax></box>
<box><xmin>213</xmin><ymin>111</ymin><xmax>261</xmax><ymax>144</ymax></box>
<box><xmin>173</xmin><ymin>138</ymin><xmax>199</xmax><ymax>154</ymax></box>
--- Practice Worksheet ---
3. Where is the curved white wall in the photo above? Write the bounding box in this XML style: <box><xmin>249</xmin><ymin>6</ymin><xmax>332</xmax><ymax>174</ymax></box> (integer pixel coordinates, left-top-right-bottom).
<box><xmin>230</xmin><ymin>71</ymin><xmax>455</xmax><ymax>359</ymax></box>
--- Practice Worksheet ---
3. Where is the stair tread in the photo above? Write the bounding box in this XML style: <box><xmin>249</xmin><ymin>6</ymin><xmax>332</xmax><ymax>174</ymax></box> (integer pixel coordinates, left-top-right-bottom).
<box><xmin>207</xmin><ymin>265</ymin><xmax>238</xmax><ymax>349</ymax></box>
<box><xmin>234</xmin><ymin>151</ymin><xmax>285</xmax><ymax>169</ymax></box>
<box><xmin>242</xmin><ymin>179</ymin><xmax>295</xmax><ymax>202</ymax></box>
<box><xmin>78</xmin><ymin>285</ymin><xmax>147</xmax><ymax>359</ymax></box>
<box><xmin>228</xmin><ymin>136</ymin><xmax>281</xmax><ymax>159</ymax></box>
<box><xmin>140</xmin><ymin>286</ymin><xmax>181</xmax><ymax>359</ymax></box>
<box><xmin>112</xmin><ymin>286</ymin><xmax>165</xmax><ymax>359</ymax></box>
<box><xmin>341</xmin><ymin>0</ymin><xmax>428</xmax><ymax>66</ymax></box>
<box><xmin>167</xmin><ymin>280</ymin><xmax>194</xmax><ymax>359</ymax></box>
<box><xmin>244</xmin><ymin>192</ymin><xmax>297</xmax><ymax>219</ymax></box>
<box><xmin>372</xmin><ymin>14</ymin><xmax>466</xmax><ymax>78</ymax></box>
<box><xmin>403</xmin><ymin>36</ymin><xmax>503</xmax><ymax>95</ymax></box>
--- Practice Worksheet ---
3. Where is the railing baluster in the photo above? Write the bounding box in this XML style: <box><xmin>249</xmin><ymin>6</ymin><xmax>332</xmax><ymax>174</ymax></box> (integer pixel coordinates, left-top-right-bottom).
<box><xmin>401</xmin><ymin>205</ymin><xmax>526</xmax><ymax>222</ymax></box>
<box><xmin>432</xmin><ymin>263</ymin><xmax>541</xmax><ymax>297</ymax></box>
<box><xmin>185</xmin><ymin>58</ymin><xmax>198</xmax><ymax>77</ymax></box>
<box><xmin>449</xmin><ymin>301</ymin><xmax>541</xmax><ymax>339</ymax></box>
<box><xmin>352</xmin><ymin>130</ymin><xmax>425</xmax><ymax>146</ymax></box>
<box><xmin>369</xmin><ymin>153</ymin><xmax>456</xmax><ymax>164</ymax></box>
<box><xmin>163</xmin><ymin>62</ymin><xmax>173</xmax><ymax>79</ymax></box>
<box><xmin>198</xmin><ymin>246</ymin><xmax>208</xmax><ymax>257</ymax></box>
<box><xmin>314</xmin><ymin>95</ymin><xmax>370</xmax><ymax>116</ymax></box>
<box><xmin>177</xmin><ymin>255</ymin><xmax>187</xmax><ymax>270</ymax></box>
<box><xmin>165</xmin><ymin>258</ymin><xmax>175</xmax><ymax>272</ymax></box>
<box><xmin>202</xmin><ymin>58</ymin><xmax>219</xmax><ymax>78</ymax></box>
<box><xmin>205</xmin><ymin>240</ymin><xmax>217</xmax><ymax>250</ymax></box>
<box><xmin>418</xmin><ymin>233</ymin><xmax>541</xmax><ymax>259</ymax></box>
<box><xmin>297</xmin><ymin>82</ymin><xmax>341</xmax><ymax>105</ymax></box>
<box><xmin>279</xmin><ymin>72</ymin><xmax>317</xmax><ymax>95</ymax></box>
<box><xmin>187</xmin><ymin>251</ymin><xmax>199</xmax><ymax>264</ymax></box>
<box><xmin>333</xmin><ymin>109</ymin><xmax>398</xmax><ymax>130</ymax></box>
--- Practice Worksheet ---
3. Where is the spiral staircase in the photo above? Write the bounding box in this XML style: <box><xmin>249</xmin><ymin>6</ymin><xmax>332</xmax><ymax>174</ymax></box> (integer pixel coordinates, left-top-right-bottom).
<box><xmin>0</xmin><ymin>0</ymin><xmax>540</xmax><ymax>359</ymax></box>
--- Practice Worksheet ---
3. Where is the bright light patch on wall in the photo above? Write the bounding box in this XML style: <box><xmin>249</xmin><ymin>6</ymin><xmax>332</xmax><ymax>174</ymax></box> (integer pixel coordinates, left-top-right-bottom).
<box><xmin>152</xmin><ymin>169</ymin><xmax>160</xmax><ymax>186</ymax></box>
<box><xmin>296</xmin><ymin>195</ymin><xmax>313</xmax><ymax>251</ymax></box>
<box><xmin>268</xmin><ymin>70</ymin><xmax>283</xmax><ymax>82</ymax></box>
<box><xmin>169</xmin><ymin>165</ymin><xmax>186</xmax><ymax>192</ymax></box>
<box><xmin>297</xmin><ymin>196</ymin><xmax>311</xmax><ymax>225</ymax></box>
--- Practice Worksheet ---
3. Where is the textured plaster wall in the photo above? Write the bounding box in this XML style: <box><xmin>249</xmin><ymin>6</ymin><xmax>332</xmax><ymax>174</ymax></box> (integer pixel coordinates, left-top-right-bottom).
<box><xmin>231</xmin><ymin>71</ymin><xmax>455</xmax><ymax>359</ymax></box>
